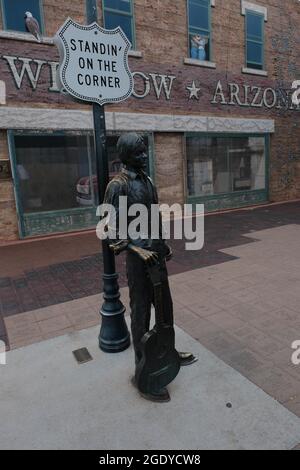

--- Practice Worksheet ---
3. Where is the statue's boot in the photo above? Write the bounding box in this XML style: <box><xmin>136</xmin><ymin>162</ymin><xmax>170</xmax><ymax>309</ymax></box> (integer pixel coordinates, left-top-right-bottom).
<box><xmin>131</xmin><ymin>377</ymin><xmax>171</xmax><ymax>403</ymax></box>
<box><xmin>178</xmin><ymin>352</ymin><xmax>198</xmax><ymax>367</ymax></box>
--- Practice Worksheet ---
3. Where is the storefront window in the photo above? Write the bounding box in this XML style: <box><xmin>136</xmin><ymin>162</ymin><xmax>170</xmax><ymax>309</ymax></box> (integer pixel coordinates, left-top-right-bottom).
<box><xmin>2</xmin><ymin>0</ymin><xmax>43</xmax><ymax>33</ymax></box>
<box><xmin>10</xmin><ymin>131</ymin><xmax>152</xmax><ymax>237</ymax></box>
<box><xmin>13</xmin><ymin>132</ymin><xmax>96</xmax><ymax>213</ymax></box>
<box><xmin>186</xmin><ymin>135</ymin><xmax>266</xmax><ymax>198</ymax></box>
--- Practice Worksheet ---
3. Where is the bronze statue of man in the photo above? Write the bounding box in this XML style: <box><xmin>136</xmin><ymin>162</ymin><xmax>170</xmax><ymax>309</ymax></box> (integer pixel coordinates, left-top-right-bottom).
<box><xmin>104</xmin><ymin>132</ymin><xmax>197</xmax><ymax>403</ymax></box>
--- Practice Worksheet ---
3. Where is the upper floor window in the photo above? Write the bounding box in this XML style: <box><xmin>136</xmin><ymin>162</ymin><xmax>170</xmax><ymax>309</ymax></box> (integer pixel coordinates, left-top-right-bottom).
<box><xmin>1</xmin><ymin>0</ymin><xmax>43</xmax><ymax>33</ymax></box>
<box><xmin>187</xmin><ymin>0</ymin><xmax>211</xmax><ymax>62</ymax></box>
<box><xmin>102</xmin><ymin>0</ymin><xmax>135</xmax><ymax>49</ymax></box>
<box><xmin>245</xmin><ymin>10</ymin><xmax>264</xmax><ymax>70</ymax></box>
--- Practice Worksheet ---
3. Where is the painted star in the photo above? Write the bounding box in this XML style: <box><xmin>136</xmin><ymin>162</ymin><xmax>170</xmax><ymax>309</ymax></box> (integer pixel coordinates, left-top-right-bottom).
<box><xmin>187</xmin><ymin>81</ymin><xmax>201</xmax><ymax>100</ymax></box>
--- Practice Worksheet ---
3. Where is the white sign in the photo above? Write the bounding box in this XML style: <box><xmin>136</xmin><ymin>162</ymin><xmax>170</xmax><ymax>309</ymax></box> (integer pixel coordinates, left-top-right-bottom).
<box><xmin>55</xmin><ymin>18</ymin><xmax>133</xmax><ymax>106</ymax></box>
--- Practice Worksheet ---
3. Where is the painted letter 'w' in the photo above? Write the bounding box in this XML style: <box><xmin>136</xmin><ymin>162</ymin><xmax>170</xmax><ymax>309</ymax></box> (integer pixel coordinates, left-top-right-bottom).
<box><xmin>3</xmin><ymin>56</ymin><xmax>47</xmax><ymax>90</ymax></box>
<box><xmin>149</xmin><ymin>74</ymin><xmax>176</xmax><ymax>100</ymax></box>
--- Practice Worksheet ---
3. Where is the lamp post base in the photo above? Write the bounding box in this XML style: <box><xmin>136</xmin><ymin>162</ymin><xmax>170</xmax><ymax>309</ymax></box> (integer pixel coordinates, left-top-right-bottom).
<box><xmin>99</xmin><ymin>311</ymin><xmax>130</xmax><ymax>353</ymax></box>
<box><xmin>99</xmin><ymin>272</ymin><xmax>131</xmax><ymax>354</ymax></box>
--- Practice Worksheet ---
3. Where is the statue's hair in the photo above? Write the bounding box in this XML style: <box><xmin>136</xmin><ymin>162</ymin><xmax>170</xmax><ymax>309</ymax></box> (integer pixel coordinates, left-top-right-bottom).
<box><xmin>117</xmin><ymin>132</ymin><xmax>144</xmax><ymax>163</ymax></box>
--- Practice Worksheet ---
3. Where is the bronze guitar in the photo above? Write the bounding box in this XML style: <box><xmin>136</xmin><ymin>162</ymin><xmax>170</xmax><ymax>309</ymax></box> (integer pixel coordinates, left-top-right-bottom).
<box><xmin>135</xmin><ymin>263</ymin><xmax>180</xmax><ymax>394</ymax></box>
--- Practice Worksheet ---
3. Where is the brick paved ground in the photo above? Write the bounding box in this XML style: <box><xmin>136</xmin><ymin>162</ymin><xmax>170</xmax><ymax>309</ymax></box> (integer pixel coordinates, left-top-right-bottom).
<box><xmin>1</xmin><ymin>201</ymin><xmax>300</xmax><ymax>425</ymax></box>
<box><xmin>2</xmin><ymin>224</ymin><xmax>300</xmax><ymax>420</ymax></box>
<box><xmin>0</xmin><ymin>201</ymin><xmax>299</xmax><ymax>322</ymax></box>
<box><xmin>171</xmin><ymin>224</ymin><xmax>300</xmax><ymax>419</ymax></box>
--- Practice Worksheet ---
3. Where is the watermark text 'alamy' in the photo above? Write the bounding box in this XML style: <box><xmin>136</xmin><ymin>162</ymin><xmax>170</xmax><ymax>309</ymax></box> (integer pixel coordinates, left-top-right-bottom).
<box><xmin>96</xmin><ymin>199</ymin><xmax>204</xmax><ymax>251</ymax></box>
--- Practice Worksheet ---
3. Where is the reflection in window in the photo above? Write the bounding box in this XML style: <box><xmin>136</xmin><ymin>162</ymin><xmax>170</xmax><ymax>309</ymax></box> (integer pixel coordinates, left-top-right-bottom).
<box><xmin>246</xmin><ymin>10</ymin><xmax>264</xmax><ymax>70</ymax></box>
<box><xmin>188</xmin><ymin>0</ymin><xmax>211</xmax><ymax>61</ymax></box>
<box><xmin>2</xmin><ymin>0</ymin><xmax>43</xmax><ymax>33</ymax></box>
<box><xmin>13</xmin><ymin>131</ymin><xmax>151</xmax><ymax>213</ymax></box>
<box><xmin>14</xmin><ymin>133</ymin><xmax>96</xmax><ymax>213</ymax></box>
<box><xmin>186</xmin><ymin>136</ymin><xmax>266</xmax><ymax>198</ymax></box>
<box><xmin>103</xmin><ymin>0</ymin><xmax>135</xmax><ymax>48</ymax></box>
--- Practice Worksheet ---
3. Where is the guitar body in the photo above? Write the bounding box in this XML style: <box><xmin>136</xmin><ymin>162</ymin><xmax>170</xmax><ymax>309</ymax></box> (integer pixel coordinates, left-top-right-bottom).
<box><xmin>135</xmin><ymin>324</ymin><xmax>180</xmax><ymax>394</ymax></box>
<box><xmin>134</xmin><ymin>263</ymin><xmax>180</xmax><ymax>395</ymax></box>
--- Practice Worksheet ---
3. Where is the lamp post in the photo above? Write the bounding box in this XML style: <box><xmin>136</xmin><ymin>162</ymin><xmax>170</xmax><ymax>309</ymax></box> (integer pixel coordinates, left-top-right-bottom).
<box><xmin>86</xmin><ymin>0</ymin><xmax>130</xmax><ymax>353</ymax></box>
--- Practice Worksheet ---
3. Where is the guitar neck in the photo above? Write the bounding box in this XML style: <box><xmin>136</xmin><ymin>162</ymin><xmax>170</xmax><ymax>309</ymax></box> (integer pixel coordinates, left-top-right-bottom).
<box><xmin>153</xmin><ymin>282</ymin><xmax>164</xmax><ymax>328</ymax></box>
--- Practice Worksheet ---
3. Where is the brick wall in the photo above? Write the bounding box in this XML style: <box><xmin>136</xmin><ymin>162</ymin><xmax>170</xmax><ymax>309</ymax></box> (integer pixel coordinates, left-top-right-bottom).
<box><xmin>154</xmin><ymin>133</ymin><xmax>184</xmax><ymax>206</ymax></box>
<box><xmin>0</xmin><ymin>0</ymin><xmax>300</xmax><ymax>242</ymax></box>
<box><xmin>0</xmin><ymin>1</ymin><xmax>299</xmax><ymax>76</ymax></box>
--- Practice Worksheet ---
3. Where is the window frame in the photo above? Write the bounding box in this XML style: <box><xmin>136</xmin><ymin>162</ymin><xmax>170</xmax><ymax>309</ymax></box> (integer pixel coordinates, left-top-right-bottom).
<box><xmin>245</xmin><ymin>9</ymin><xmax>264</xmax><ymax>70</ymax></box>
<box><xmin>102</xmin><ymin>0</ymin><xmax>136</xmax><ymax>49</ymax></box>
<box><xmin>8</xmin><ymin>129</ymin><xmax>154</xmax><ymax>238</ymax></box>
<box><xmin>1</xmin><ymin>0</ymin><xmax>45</xmax><ymax>34</ymax></box>
<box><xmin>187</xmin><ymin>0</ymin><xmax>212</xmax><ymax>62</ymax></box>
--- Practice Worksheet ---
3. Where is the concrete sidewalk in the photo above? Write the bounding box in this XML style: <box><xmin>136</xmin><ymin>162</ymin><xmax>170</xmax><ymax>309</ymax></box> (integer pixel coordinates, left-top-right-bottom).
<box><xmin>1</xmin><ymin>324</ymin><xmax>300</xmax><ymax>450</ymax></box>
<box><xmin>1</xmin><ymin>206</ymin><xmax>300</xmax><ymax>449</ymax></box>
<box><xmin>2</xmin><ymin>223</ymin><xmax>300</xmax><ymax>423</ymax></box>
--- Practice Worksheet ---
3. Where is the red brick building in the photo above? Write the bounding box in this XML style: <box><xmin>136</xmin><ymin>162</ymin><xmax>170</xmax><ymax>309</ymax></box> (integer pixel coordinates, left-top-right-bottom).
<box><xmin>0</xmin><ymin>0</ymin><xmax>299</xmax><ymax>242</ymax></box>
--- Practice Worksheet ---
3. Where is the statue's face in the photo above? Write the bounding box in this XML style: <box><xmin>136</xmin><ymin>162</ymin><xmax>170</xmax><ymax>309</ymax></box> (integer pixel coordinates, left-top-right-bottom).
<box><xmin>127</xmin><ymin>137</ymin><xmax>148</xmax><ymax>170</ymax></box>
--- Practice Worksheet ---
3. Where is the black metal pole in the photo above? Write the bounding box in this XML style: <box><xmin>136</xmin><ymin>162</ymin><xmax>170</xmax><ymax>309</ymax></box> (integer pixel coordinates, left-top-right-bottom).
<box><xmin>87</xmin><ymin>0</ymin><xmax>130</xmax><ymax>353</ymax></box>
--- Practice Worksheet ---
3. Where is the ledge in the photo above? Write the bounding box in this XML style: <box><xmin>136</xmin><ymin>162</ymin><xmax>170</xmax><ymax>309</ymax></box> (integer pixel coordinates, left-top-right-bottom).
<box><xmin>0</xmin><ymin>107</ymin><xmax>275</xmax><ymax>134</ymax></box>
<box><xmin>0</xmin><ymin>30</ymin><xmax>54</xmax><ymax>44</ymax></box>
<box><xmin>242</xmin><ymin>67</ymin><xmax>268</xmax><ymax>77</ymax></box>
<box><xmin>128</xmin><ymin>50</ymin><xmax>143</xmax><ymax>58</ymax></box>
<box><xmin>184</xmin><ymin>58</ymin><xmax>216</xmax><ymax>69</ymax></box>
<box><xmin>0</xmin><ymin>31</ymin><xmax>143</xmax><ymax>59</ymax></box>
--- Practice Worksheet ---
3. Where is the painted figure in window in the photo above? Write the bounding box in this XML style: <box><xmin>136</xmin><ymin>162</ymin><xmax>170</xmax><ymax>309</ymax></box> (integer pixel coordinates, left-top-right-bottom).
<box><xmin>190</xmin><ymin>34</ymin><xmax>208</xmax><ymax>61</ymax></box>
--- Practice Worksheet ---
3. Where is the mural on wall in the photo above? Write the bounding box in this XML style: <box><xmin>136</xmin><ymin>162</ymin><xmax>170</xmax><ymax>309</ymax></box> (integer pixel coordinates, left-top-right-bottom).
<box><xmin>190</xmin><ymin>34</ymin><xmax>208</xmax><ymax>61</ymax></box>
<box><xmin>1</xmin><ymin>38</ymin><xmax>300</xmax><ymax>116</ymax></box>
<box><xmin>2</xmin><ymin>52</ymin><xmax>300</xmax><ymax>112</ymax></box>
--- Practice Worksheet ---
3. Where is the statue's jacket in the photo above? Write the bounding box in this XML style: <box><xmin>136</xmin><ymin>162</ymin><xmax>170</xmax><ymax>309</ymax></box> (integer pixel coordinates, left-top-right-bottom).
<box><xmin>103</xmin><ymin>167</ymin><xmax>169</xmax><ymax>257</ymax></box>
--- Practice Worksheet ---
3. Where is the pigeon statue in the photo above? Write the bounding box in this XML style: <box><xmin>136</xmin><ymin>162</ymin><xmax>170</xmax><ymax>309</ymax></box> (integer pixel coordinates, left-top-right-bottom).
<box><xmin>24</xmin><ymin>11</ymin><xmax>42</xmax><ymax>42</ymax></box>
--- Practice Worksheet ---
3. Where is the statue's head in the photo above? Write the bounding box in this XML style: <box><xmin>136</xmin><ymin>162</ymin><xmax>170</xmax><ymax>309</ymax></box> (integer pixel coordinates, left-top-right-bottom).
<box><xmin>117</xmin><ymin>133</ymin><xmax>147</xmax><ymax>170</ymax></box>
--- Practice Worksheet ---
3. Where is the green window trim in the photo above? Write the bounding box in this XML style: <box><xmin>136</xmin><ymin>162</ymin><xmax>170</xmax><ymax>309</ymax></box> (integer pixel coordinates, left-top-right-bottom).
<box><xmin>245</xmin><ymin>9</ymin><xmax>264</xmax><ymax>70</ymax></box>
<box><xmin>102</xmin><ymin>0</ymin><xmax>136</xmax><ymax>49</ymax></box>
<box><xmin>187</xmin><ymin>0</ymin><xmax>212</xmax><ymax>61</ymax></box>
<box><xmin>1</xmin><ymin>0</ymin><xmax>45</xmax><ymax>34</ymax></box>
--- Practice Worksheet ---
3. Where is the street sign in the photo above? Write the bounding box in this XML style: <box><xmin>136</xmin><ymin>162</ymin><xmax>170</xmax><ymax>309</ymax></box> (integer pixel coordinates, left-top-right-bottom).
<box><xmin>55</xmin><ymin>8</ymin><xmax>131</xmax><ymax>354</ymax></box>
<box><xmin>55</xmin><ymin>18</ymin><xmax>133</xmax><ymax>106</ymax></box>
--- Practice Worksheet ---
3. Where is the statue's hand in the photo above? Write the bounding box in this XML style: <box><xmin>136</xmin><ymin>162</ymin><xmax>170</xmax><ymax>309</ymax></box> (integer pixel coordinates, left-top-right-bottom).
<box><xmin>109</xmin><ymin>240</ymin><xmax>129</xmax><ymax>256</ymax></box>
<box><xmin>132</xmin><ymin>246</ymin><xmax>159</xmax><ymax>266</ymax></box>
<box><xmin>165</xmin><ymin>244</ymin><xmax>173</xmax><ymax>262</ymax></box>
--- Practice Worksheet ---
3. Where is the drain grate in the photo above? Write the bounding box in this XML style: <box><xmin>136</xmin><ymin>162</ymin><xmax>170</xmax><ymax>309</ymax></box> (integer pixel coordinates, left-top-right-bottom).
<box><xmin>72</xmin><ymin>348</ymin><xmax>93</xmax><ymax>364</ymax></box>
